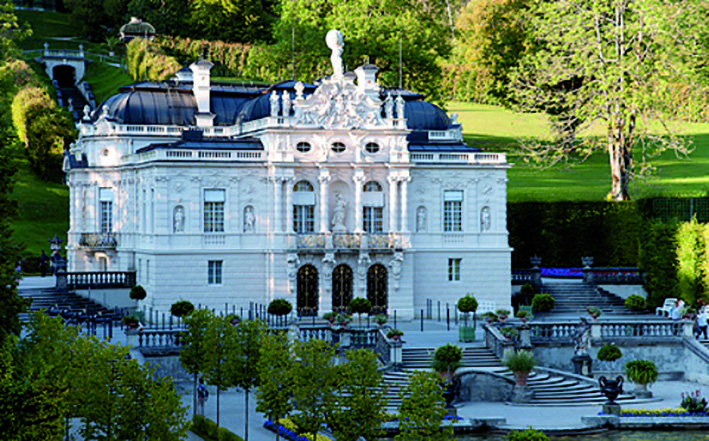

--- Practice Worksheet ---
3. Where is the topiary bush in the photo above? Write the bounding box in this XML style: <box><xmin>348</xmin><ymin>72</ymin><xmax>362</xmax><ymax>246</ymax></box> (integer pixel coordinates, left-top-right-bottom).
<box><xmin>520</xmin><ymin>283</ymin><xmax>535</xmax><ymax>296</ymax></box>
<box><xmin>625</xmin><ymin>294</ymin><xmax>647</xmax><ymax>311</ymax></box>
<box><xmin>170</xmin><ymin>300</ymin><xmax>194</xmax><ymax>317</ymax></box>
<box><xmin>506</xmin><ymin>428</ymin><xmax>550</xmax><ymax>441</ymax></box>
<box><xmin>457</xmin><ymin>294</ymin><xmax>478</xmax><ymax>313</ymax></box>
<box><xmin>348</xmin><ymin>297</ymin><xmax>372</xmax><ymax>315</ymax></box>
<box><xmin>129</xmin><ymin>285</ymin><xmax>147</xmax><ymax>301</ymax></box>
<box><xmin>432</xmin><ymin>344</ymin><xmax>463</xmax><ymax>376</ymax></box>
<box><xmin>625</xmin><ymin>360</ymin><xmax>659</xmax><ymax>388</ymax></box>
<box><xmin>532</xmin><ymin>293</ymin><xmax>555</xmax><ymax>312</ymax></box>
<box><xmin>597</xmin><ymin>343</ymin><xmax>622</xmax><ymax>362</ymax></box>
<box><xmin>268</xmin><ymin>298</ymin><xmax>293</xmax><ymax>316</ymax></box>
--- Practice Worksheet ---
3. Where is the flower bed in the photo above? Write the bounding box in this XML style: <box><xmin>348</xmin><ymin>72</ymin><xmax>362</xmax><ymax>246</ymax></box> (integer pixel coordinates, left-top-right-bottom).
<box><xmin>618</xmin><ymin>408</ymin><xmax>708</xmax><ymax>417</ymax></box>
<box><xmin>263</xmin><ymin>419</ymin><xmax>330</xmax><ymax>441</ymax></box>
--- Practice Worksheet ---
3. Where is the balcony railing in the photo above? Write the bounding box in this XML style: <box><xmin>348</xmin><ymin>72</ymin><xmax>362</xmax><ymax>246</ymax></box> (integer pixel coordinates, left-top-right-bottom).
<box><xmin>79</xmin><ymin>232</ymin><xmax>117</xmax><ymax>249</ymax></box>
<box><xmin>66</xmin><ymin>271</ymin><xmax>136</xmax><ymax>289</ymax></box>
<box><xmin>296</xmin><ymin>232</ymin><xmax>409</xmax><ymax>250</ymax></box>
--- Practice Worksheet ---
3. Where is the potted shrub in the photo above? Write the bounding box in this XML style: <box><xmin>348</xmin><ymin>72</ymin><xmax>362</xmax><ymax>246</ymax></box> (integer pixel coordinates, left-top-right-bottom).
<box><xmin>500</xmin><ymin>326</ymin><xmax>519</xmax><ymax>340</ymax></box>
<box><xmin>597</xmin><ymin>343</ymin><xmax>622</xmax><ymax>374</ymax></box>
<box><xmin>323</xmin><ymin>311</ymin><xmax>337</xmax><ymax>325</ymax></box>
<box><xmin>372</xmin><ymin>314</ymin><xmax>388</xmax><ymax>327</ymax></box>
<box><xmin>624</xmin><ymin>294</ymin><xmax>647</xmax><ymax>312</ymax></box>
<box><xmin>348</xmin><ymin>297</ymin><xmax>372</xmax><ymax>326</ymax></box>
<box><xmin>625</xmin><ymin>360</ymin><xmax>658</xmax><ymax>398</ymax></box>
<box><xmin>457</xmin><ymin>294</ymin><xmax>478</xmax><ymax>342</ymax></box>
<box><xmin>432</xmin><ymin>344</ymin><xmax>463</xmax><ymax>382</ymax></box>
<box><xmin>496</xmin><ymin>309</ymin><xmax>511</xmax><ymax>322</ymax></box>
<box><xmin>586</xmin><ymin>306</ymin><xmax>602</xmax><ymax>320</ymax></box>
<box><xmin>516</xmin><ymin>310</ymin><xmax>529</xmax><ymax>324</ymax></box>
<box><xmin>225</xmin><ymin>313</ymin><xmax>241</xmax><ymax>326</ymax></box>
<box><xmin>387</xmin><ymin>328</ymin><xmax>404</xmax><ymax>341</ymax></box>
<box><xmin>503</xmin><ymin>349</ymin><xmax>536</xmax><ymax>386</ymax></box>
<box><xmin>336</xmin><ymin>313</ymin><xmax>352</xmax><ymax>327</ymax></box>
<box><xmin>129</xmin><ymin>285</ymin><xmax>147</xmax><ymax>301</ymax></box>
<box><xmin>532</xmin><ymin>293</ymin><xmax>555</xmax><ymax>313</ymax></box>
<box><xmin>170</xmin><ymin>300</ymin><xmax>194</xmax><ymax>318</ymax></box>
<box><xmin>482</xmin><ymin>311</ymin><xmax>498</xmax><ymax>325</ymax></box>
<box><xmin>122</xmin><ymin>314</ymin><xmax>140</xmax><ymax>330</ymax></box>
<box><xmin>268</xmin><ymin>298</ymin><xmax>293</xmax><ymax>326</ymax></box>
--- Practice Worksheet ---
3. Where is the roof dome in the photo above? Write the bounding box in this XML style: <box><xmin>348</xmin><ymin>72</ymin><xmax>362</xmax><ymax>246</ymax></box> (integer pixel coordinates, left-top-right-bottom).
<box><xmin>236</xmin><ymin>81</ymin><xmax>317</xmax><ymax>123</ymax></box>
<box><xmin>404</xmin><ymin>101</ymin><xmax>450</xmax><ymax>131</ymax></box>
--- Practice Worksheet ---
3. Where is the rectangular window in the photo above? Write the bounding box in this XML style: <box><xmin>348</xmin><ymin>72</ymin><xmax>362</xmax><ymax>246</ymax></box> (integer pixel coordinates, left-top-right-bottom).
<box><xmin>443</xmin><ymin>190</ymin><xmax>463</xmax><ymax>232</ymax></box>
<box><xmin>448</xmin><ymin>258</ymin><xmax>461</xmax><ymax>281</ymax></box>
<box><xmin>363</xmin><ymin>206</ymin><xmax>383</xmax><ymax>233</ymax></box>
<box><xmin>99</xmin><ymin>188</ymin><xmax>113</xmax><ymax>233</ymax></box>
<box><xmin>208</xmin><ymin>260</ymin><xmax>223</xmax><ymax>285</ymax></box>
<box><xmin>204</xmin><ymin>189</ymin><xmax>225</xmax><ymax>232</ymax></box>
<box><xmin>146</xmin><ymin>259</ymin><xmax>150</xmax><ymax>284</ymax></box>
<box><xmin>293</xmin><ymin>205</ymin><xmax>315</xmax><ymax>233</ymax></box>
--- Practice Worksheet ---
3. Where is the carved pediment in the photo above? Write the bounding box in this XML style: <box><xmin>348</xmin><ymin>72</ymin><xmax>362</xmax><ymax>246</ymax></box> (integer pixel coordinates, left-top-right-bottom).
<box><xmin>293</xmin><ymin>75</ymin><xmax>385</xmax><ymax>130</ymax></box>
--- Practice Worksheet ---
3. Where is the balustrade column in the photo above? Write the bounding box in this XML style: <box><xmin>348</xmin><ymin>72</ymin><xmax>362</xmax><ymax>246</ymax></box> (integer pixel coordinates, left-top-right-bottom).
<box><xmin>353</xmin><ymin>170</ymin><xmax>365</xmax><ymax>233</ymax></box>
<box><xmin>387</xmin><ymin>175</ymin><xmax>398</xmax><ymax>232</ymax></box>
<box><xmin>318</xmin><ymin>171</ymin><xmax>330</xmax><ymax>233</ymax></box>
<box><xmin>400</xmin><ymin>175</ymin><xmax>410</xmax><ymax>232</ymax></box>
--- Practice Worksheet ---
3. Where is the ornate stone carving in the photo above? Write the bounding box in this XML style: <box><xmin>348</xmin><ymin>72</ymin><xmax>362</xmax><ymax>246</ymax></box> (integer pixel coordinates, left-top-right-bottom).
<box><xmin>270</xmin><ymin>91</ymin><xmax>280</xmax><ymax>118</ymax></box>
<box><xmin>326</xmin><ymin>29</ymin><xmax>344</xmax><ymax>79</ymax></box>
<box><xmin>322</xmin><ymin>252</ymin><xmax>336</xmax><ymax>292</ymax></box>
<box><xmin>481</xmin><ymin>206</ymin><xmax>491</xmax><ymax>232</ymax></box>
<box><xmin>286</xmin><ymin>253</ymin><xmax>300</xmax><ymax>294</ymax></box>
<box><xmin>357</xmin><ymin>252</ymin><xmax>371</xmax><ymax>295</ymax></box>
<box><xmin>389</xmin><ymin>252</ymin><xmax>404</xmax><ymax>292</ymax></box>
<box><xmin>173</xmin><ymin>205</ymin><xmax>185</xmax><ymax>233</ymax></box>
<box><xmin>416</xmin><ymin>206</ymin><xmax>427</xmax><ymax>232</ymax></box>
<box><xmin>282</xmin><ymin>91</ymin><xmax>291</xmax><ymax>117</ymax></box>
<box><xmin>243</xmin><ymin>206</ymin><xmax>255</xmax><ymax>232</ymax></box>
<box><xmin>331</xmin><ymin>192</ymin><xmax>347</xmax><ymax>232</ymax></box>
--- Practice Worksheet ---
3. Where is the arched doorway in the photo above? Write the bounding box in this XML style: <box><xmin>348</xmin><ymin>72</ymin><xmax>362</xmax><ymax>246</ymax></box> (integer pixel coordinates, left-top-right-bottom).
<box><xmin>53</xmin><ymin>65</ymin><xmax>76</xmax><ymax>87</ymax></box>
<box><xmin>367</xmin><ymin>264</ymin><xmax>388</xmax><ymax>314</ymax></box>
<box><xmin>332</xmin><ymin>264</ymin><xmax>353</xmax><ymax>313</ymax></box>
<box><xmin>297</xmin><ymin>264</ymin><xmax>319</xmax><ymax>316</ymax></box>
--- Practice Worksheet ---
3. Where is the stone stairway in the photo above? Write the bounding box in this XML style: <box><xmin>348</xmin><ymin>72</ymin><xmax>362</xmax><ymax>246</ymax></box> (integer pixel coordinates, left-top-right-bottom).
<box><xmin>543</xmin><ymin>283</ymin><xmax>627</xmax><ymax>314</ymax></box>
<box><xmin>18</xmin><ymin>287</ymin><xmax>123</xmax><ymax>323</ymax></box>
<box><xmin>58</xmin><ymin>85</ymin><xmax>88</xmax><ymax>121</ymax></box>
<box><xmin>381</xmin><ymin>344</ymin><xmax>636</xmax><ymax>409</ymax></box>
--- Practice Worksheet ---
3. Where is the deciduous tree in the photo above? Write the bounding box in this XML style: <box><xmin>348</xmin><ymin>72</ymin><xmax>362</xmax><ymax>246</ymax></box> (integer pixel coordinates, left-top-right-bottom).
<box><xmin>396</xmin><ymin>371</ymin><xmax>451</xmax><ymax>441</ymax></box>
<box><xmin>180</xmin><ymin>308</ymin><xmax>212</xmax><ymax>417</ymax></box>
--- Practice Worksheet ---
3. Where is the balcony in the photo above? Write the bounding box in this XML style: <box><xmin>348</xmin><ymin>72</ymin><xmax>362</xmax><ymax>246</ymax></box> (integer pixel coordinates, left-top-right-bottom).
<box><xmin>79</xmin><ymin>233</ymin><xmax>117</xmax><ymax>249</ymax></box>
<box><xmin>295</xmin><ymin>232</ymin><xmax>409</xmax><ymax>251</ymax></box>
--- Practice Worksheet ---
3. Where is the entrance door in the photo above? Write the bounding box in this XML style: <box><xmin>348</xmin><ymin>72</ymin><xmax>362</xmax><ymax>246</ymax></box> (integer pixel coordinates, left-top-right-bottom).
<box><xmin>332</xmin><ymin>264</ymin><xmax>353</xmax><ymax>313</ymax></box>
<box><xmin>297</xmin><ymin>264</ymin><xmax>319</xmax><ymax>316</ymax></box>
<box><xmin>367</xmin><ymin>264</ymin><xmax>388</xmax><ymax>314</ymax></box>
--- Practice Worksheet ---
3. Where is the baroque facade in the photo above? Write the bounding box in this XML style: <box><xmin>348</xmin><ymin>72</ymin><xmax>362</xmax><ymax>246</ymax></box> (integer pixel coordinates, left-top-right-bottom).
<box><xmin>65</xmin><ymin>30</ymin><xmax>511</xmax><ymax>319</ymax></box>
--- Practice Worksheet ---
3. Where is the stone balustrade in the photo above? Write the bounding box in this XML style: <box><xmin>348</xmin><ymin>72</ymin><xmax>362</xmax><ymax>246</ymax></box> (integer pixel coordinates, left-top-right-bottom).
<box><xmin>66</xmin><ymin>271</ymin><xmax>136</xmax><ymax>289</ymax></box>
<box><xmin>79</xmin><ymin>232</ymin><xmax>117</xmax><ymax>249</ymax></box>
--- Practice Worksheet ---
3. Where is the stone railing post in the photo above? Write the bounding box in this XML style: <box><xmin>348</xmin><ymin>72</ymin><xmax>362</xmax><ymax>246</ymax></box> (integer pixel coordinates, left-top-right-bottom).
<box><xmin>390</xmin><ymin>339</ymin><xmax>402</xmax><ymax>370</ymax></box>
<box><xmin>582</xmin><ymin>256</ymin><xmax>594</xmax><ymax>284</ymax></box>
<box><xmin>530</xmin><ymin>255</ymin><xmax>542</xmax><ymax>289</ymax></box>
<box><xmin>682</xmin><ymin>320</ymin><xmax>695</xmax><ymax>337</ymax></box>
<box><xmin>590</xmin><ymin>321</ymin><xmax>602</xmax><ymax>343</ymax></box>
<box><xmin>518</xmin><ymin>323</ymin><xmax>532</xmax><ymax>349</ymax></box>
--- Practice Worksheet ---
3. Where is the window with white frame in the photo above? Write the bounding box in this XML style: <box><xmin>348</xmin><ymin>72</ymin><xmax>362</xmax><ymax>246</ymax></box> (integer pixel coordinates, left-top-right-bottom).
<box><xmin>362</xmin><ymin>181</ymin><xmax>384</xmax><ymax>233</ymax></box>
<box><xmin>99</xmin><ymin>188</ymin><xmax>113</xmax><ymax>233</ymax></box>
<box><xmin>443</xmin><ymin>190</ymin><xmax>463</xmax><ymax>232</ymax></box>
<box><xmin>292</xmin><ymin>180</ymin><xmax>315</xmax><ymax>233</ymax></box>
<box><xmin>448</xmin><ymin>258</ymin><xmax>461</xmax><ymax>281</ymax></box>
<box><xmin>208</xmin><ymin>260</ymin><xmax>223</xmax><ymax>284</ymax></box>
<box><xmin>204</xmin><ymin>189</ymin><xmax>225</xmax><ymax>232</ymax></box>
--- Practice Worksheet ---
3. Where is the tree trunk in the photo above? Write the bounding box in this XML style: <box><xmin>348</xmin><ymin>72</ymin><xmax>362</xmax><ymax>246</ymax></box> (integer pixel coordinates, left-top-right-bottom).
<box><xmin>245</xmin><ymin>389</ymin><xmax>249</xmax><ymax>441</ymax></box>
<box><xmin>193</xmin><ymin>372</ymin><xmax>197</xmax><ymax>418</ymax></box>
<box><xmin>608</xmin><ymin>130</ymin><xmax>631</xmax><ymax>201</ymax></box>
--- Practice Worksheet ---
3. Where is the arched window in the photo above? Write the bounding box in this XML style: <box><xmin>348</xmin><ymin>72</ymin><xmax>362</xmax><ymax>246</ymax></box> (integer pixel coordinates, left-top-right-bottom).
<box><xmin>367</xmin><ymin>264</ymin><xmax>388</xmax><ymax>314</ymax></box>
<box><xmin>332</xmin><ymin>264</ymin><xmax>353</xmax><ymax>313</ymax></box>
<box><xmin>363</xmin><ymin>181</ymin><xmax>383</xmax><ymax>233</ymax></box>
<box><xmin>293</xmin><ymin>180</ymin><xmax>315</xmax><ymax>233</ymax></box>
<box><xmin>363</xmin><ymin>181</ymin><xmax>382</xmax><ymax>192</ymax></box>
<box><xmin>297</xmin><ymin>265</ymin><xmax>319</xmax><ymax>316</ymax></box>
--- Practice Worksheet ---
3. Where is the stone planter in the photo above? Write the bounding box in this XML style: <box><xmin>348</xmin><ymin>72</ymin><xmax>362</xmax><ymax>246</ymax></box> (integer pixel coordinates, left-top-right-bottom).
<box><xmin>459</xmin><ymin>326</ymin><xmax>475</xmax><ymax>342</ymax></box>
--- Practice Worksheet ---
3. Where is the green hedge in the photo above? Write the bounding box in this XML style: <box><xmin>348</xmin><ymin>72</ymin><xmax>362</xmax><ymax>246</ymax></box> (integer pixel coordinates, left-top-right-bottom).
<box><xmin>126</xmin><ymin>39</ymin><xmax>181</xmax><ymax>82</ymax></box>
<box><xmin>508</xmin><ymin>201</ymin><xmax>641</xmax><ymax>268</ymax></box>
<box><xmin>638</xmin><ymin>220</ymin><xmax>678</xmax><ymax>308</ymax></box>
<box><xmin>192</xmin><ymin>415</ymin><xmax>243</xmax><ymax>441</ymax></box>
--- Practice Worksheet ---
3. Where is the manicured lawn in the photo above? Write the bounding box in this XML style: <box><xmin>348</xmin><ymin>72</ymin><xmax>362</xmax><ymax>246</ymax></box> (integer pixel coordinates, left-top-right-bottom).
<box><xmin>450</xmin><ymin>102</ymin><xmax>709</xmax><ymax>201</ymax></box>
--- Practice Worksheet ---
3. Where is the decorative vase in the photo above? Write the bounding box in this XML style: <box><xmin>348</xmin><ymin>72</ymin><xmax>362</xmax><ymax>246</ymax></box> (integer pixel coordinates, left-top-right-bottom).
<box><xmin>599</xmin><ymin>375</ymin><xmax>624</xmax><ymax>404</ymax></box>
<box><xmin>513</xmin><ymin>372</ymin><xmax>529</xmax><ymax>386</ymax></box>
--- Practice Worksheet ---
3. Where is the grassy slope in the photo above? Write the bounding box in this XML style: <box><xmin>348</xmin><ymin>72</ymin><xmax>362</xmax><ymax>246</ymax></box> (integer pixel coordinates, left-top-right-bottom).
<box><xmin>451</xmin><ymin>103</ymin><xmax>709</xmax><ymax>201</ymax></box>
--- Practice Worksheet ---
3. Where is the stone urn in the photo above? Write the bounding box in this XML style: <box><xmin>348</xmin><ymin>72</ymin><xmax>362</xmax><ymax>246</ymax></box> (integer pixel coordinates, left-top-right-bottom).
<box><xmin>599</xmin><ymin>375</ymin><xmax>624</xmax><ymax>405</ymax></box>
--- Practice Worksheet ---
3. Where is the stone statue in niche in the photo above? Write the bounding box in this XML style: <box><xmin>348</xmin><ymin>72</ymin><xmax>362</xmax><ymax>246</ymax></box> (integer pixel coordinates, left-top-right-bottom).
<box><xmin>326</xmin><ymin>29</ymin><xmax>344</xmax><ymax>79</ymax></box>
<box><xmin>481</xmin><ymin>206</ymin><xmax>491</xmax><ymax>232</ymax></box>
<box><xmin>286</xmin><ymin>253</ymin><xmax>300</xmax><ymax>294</ymax></box>
<box><xmin>173</xmin><ymin>205</ymin><xmax>185</xmax><ymax>232</ymax></box>
<box><xmin>331</xmin><ymin>192</ymin><xmax>347</xmax><ymax>232</ymax></box>
<box><xmin>244</xmin><ymin>206</ymin><xmax>255</xmax><ymax>232</ymax></box>
<box><xmin>416</xmin><ymin>206</ymin><xmax>427</xmax><ymax>232</ymax></box>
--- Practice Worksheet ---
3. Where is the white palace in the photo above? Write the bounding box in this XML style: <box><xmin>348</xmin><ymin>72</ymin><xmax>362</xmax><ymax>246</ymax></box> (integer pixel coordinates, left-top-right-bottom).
<box><xmin>64</xmin><ymin>30</ymin><xmax>511</xmax><ymax>319</ymax></box>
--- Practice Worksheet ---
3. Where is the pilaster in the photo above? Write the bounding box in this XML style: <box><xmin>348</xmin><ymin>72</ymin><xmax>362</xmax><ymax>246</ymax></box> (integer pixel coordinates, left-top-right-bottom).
<box><xmin>318</xmin><ymin>170</ymin><xmax>331</xmax><ymax>233</ymax></box>
<box><xmin>353</xmin><ymin>170</ymin><xmax>365</xmax><ymax>233</ymax></box>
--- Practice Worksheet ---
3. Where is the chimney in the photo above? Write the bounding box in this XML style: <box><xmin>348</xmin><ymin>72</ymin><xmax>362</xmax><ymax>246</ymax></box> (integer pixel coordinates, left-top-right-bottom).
<box><xmin>355</xmin><ymin>64</ymin><xmax>379</xmax><ymax>100</ymax></box>
<box><xmin>190</xmin><ymin>60</ymin><xmax>214</xmax><ymax>127</ymax></box>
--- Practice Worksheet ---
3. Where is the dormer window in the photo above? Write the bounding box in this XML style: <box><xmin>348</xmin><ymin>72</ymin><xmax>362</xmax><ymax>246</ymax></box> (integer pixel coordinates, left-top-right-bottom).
<box><xmin>365</xmin><ymin>142</ymin><xmax>380</xmax><ymax>154</ymax></box>
<box><xmin>296</xmin><ymin>142</ymin><xmax>312</xmax><ymax>153</ymax></box>
<box><xmin>331</xmin><ymin>142</ymin><xmax>346</xmax><ymax>153</ymax></box>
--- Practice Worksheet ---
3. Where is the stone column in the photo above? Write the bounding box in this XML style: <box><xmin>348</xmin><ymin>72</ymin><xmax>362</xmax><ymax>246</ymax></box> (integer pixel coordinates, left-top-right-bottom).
<box><xmin>353</xmin><ymin>170</ymin><xmax>365</xmax><ymax>233</ymax></box>
<box><xmin>284</xmin><ymin>177</ymin><xmax>293</xmax><ymax>233</ymax></box>
<box><xmin>273</xmin><ymin>177</ymin><xmax>282</xmax><ymax>233</ymax></box>
<box><xmin>400</xmin><ymin>175</ymin><xmax>410</xmax><ymax>232</ymax></box>
<box><xmin>387</xmin><ymin>175</ymin><xmax>398</xmax><ymax>232</ymax></box>
<box><xmin>318</xmin><ymin>170</ymin><xmax>330</xmax><ymax>233</ymax></box>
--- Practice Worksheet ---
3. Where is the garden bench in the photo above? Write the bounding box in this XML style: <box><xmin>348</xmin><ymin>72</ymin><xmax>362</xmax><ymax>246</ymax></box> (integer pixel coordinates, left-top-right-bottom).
<box><xmin>655</xmin><ymin>298</ymin><xmax>678</xmax><ymax>317</ymax></box>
